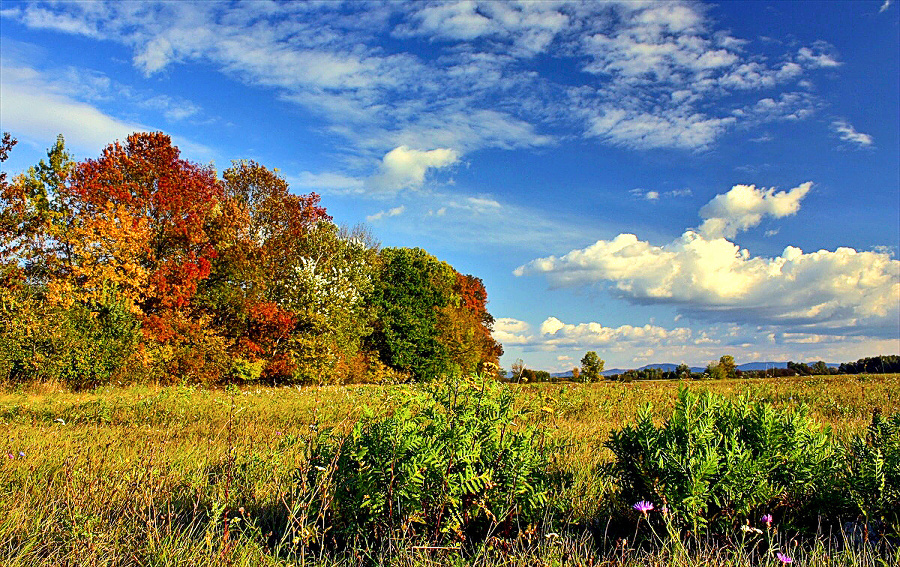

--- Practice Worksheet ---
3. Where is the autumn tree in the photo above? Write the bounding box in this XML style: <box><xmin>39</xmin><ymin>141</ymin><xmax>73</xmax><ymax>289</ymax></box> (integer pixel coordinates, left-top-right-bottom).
<box><xmin>438</xmin><ymin>273</ymin><xmax>503</xmax><ymax>377</ymax></box>
<box><xmin>202</xmin><ymin>160</ymin><xmax>330</xmax><ymax>379</ymax></box>
<box><xmin>68</xmin><ymin>132</ymin><xmax>223</xmax><ymax>328</ymax></box>
<box><xmin>1</xmin><ymin>135</ymin><xmax>77</xmax><ymax>288</ymax></box>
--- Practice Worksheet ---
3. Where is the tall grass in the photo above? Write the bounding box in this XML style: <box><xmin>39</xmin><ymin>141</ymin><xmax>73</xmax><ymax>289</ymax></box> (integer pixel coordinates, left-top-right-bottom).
<box><xmin>1</xmin><ymin>375</ymin><xmax>898</xmax><ymax>565</ymax></box>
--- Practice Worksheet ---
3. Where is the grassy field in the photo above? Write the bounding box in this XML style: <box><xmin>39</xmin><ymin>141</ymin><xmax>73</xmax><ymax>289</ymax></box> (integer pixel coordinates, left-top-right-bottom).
<box><xmin>1</xmin><ymin>374</ymin><xmax>898</xmax><ymax>566</ymax></box>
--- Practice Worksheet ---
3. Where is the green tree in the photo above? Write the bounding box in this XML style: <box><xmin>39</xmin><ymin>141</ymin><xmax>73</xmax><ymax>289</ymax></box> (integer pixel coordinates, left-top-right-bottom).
<box><xmin>811</xmin><ymin>360</ymin><xmax>829</xmax><ymax>375</ymax></box>
<box><xmin>676</xmin><ymin>363</ymin><xmax>691</xmax><ymax>379</ymax></box>
<box><xmin>580</xmin><ymin>351</ymin><xmax>604</xmax><ymax>383</ymax></box>
<box><xmin>1</xmin><ymin>134</ymin><xmax>77</xmax><ymax>286</ymax></box>
<box><xmin>719</xmin><ymin>355</ymin><xmax>737</xmax><ymax>380</ymax></box>
<box><xmin>370</xmin><ymin>247</ymin><xmax>457</xmax><ymax>381</ymax></box>
<box><xmin>705</xmin><ymin>361</ymin><xmax>726</xmax><ymax>380</ymax></box>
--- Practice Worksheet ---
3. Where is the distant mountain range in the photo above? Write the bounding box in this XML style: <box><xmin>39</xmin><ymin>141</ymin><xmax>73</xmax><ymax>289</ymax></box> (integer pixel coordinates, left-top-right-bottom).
<box><xmin>550</xmin><ymin>361</ymin><xmax>840</xmax><ymax>378</ymax></box>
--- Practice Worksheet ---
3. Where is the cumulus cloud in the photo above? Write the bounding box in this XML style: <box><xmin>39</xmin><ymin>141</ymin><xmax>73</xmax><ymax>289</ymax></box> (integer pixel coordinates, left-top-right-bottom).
<box><xmin>832</xmin><ymin>120</ymin><xmax>874</xmax><ymax>148</ymax></box>
<box><xmin>492</xmin><ymin>316</ymin><xmax>709</xmax><ymax>357</ymax></box>
<box><xmin>369</xmin><ymin>146</ymin><xmax>459</xmax><ymax>191</ymax></box>
<box><xmin>495</xmin><ymin>313</ymin><xmax>900</xmax><ymax>371</ymax></box>
<box><xmin>538</xmin><ymin>317</ymin><xmax>695</xmax><ymax>348</ymax></box>
<box><xmin>698</xmin><ymin>182</ymin><xmax>811</xmax><ymax>238</ymax></box>
<box><xmin>797</xmin><ymin>44</ymin><xmax>841</xmax><ymax>69</ymax></box>
<box><xmin>493</xmin><ymin>317</ymin><xmax>535</xmax><ymax>346</ymax></box>
<box><xmin>515</xmin><ymin>183</ymin><xmax>900</xmax><ymax>338</ymax></box>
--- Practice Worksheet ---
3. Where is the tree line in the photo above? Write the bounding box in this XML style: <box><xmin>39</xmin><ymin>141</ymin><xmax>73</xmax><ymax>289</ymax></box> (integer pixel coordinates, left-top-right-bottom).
<box><xmin>509</xmin><ymin>353</ymin><xmax>900</xmax><ymax>383</ymax></box>
<box><xmin>0</xmin><ymin>132</ymin><xmax>502</xmax><ymax>388</ymax></box>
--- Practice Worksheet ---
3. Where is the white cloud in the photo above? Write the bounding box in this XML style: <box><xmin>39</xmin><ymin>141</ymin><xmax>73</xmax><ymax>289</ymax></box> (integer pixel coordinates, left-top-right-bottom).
<box><xmin>538</xmin><ymin>317</ymin><xmax>694</xmax><ymax>348</ymax></box>
<box><xmin>797</xmin><ymin>45</ymin><xmax>841</xmax><ymax>69</ymax></box>
<box><xmin>1</xmin><ymin>0</ymin><xmax>843</xmax><ymax>157</ymax></box>
<box><xmin>831</xmin><ymin>120</ymin><xmax>874</xmax><ymax>148</ymax></box>
<box><xmin>369</xmin><ymin>146</ymin><xmax>459</xmax><ymax>191</ymax></box>
<box><xmin>587</xmin><ymin>107</ymin><xmax>736</xmax><ymax>150</ymax></box>
<box><xmin>498</xmin><ymin>313</ymin><xmax>900</xmax><ymax>371</ymax></box>
<box><xmin>0</xmin><ymin>62</ymin><xmax>148</xmax><ymax>155</ymax></box>
<box><xmin>398</xmin><ymin>1</ymin><xmax>495</xmax><ymax>41</ymax></box>
<box><xmin>631</xmin><ymin>187</ymin><xmax>691</xmax><ymax>201</ymax></box>
<box><xmin>366</xmin><ymin>205</ymin><xmax>406</xmax><ymax>222</ymax></box>
<box><xmin>294</xmin><ymin>171</ymin><xmax>365</xmax><ymax>193</ymax></box>
<box><xmin>698</xmin><ymin>182</ymin><xmax>811</xmax><ymax>239</ymax></box>
<box><xmin>3</xmin><ymin>5</ymin><xmax>104</xmax><ymax>38</ymax></box>
<box><xmin>493</xmin><ymin>316</ymin><xmax>715</xmax><ymax>363</ymax></box>
<box><xmin>493</xmin><ymin>317</ymin><xmax>535</xmax><ymax>346</ymax></box>
<box><xmin>515</xmin><ymin>182</ymin><xmax>900</xmax><ymax>338</ymax></box>
<box><xmin>881</xmin><ymin>1</ymin><xmax>892</xmax><ymax>13</ymax></box>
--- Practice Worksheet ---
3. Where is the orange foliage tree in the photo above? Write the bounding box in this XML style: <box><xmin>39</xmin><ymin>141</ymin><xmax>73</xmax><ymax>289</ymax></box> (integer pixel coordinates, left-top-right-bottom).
<box><xmin>70</xmin><ymin>132</ymin><xmax>223</xmax><ymax>339</ymax></box>
<box><xmin>2</xmin><ymin>131</ymin><xmax>504</xmax><ymax>386</ymax></box>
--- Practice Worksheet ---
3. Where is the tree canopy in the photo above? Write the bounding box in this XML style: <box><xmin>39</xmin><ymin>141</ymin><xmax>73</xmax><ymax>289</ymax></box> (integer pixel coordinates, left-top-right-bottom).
<box><xmin>0</xmin><ymin>132</ymin><xmax>502</xmax><ymax>387</ymax></box>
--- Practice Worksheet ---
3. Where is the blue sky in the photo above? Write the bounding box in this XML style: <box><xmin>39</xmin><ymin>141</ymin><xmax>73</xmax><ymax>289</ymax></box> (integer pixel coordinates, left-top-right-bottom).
<box><xmin>1</xmin><ymin>0</ymin><xmax>898</xmax><ymax>371</ymax></box>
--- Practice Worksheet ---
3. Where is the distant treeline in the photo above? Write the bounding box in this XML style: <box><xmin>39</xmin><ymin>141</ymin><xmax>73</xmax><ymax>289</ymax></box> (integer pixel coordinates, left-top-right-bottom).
<box><xmin>508</xmin><ymin>355</ymin><xmax>900</xmax><ymax>383</ymax></box>
<box><xmin>0</xmin><ymin>133</ymin><xmax>502</xmax><ymax>388</ymax></box>
<box><xmin>608</xmin><ymin>355</ymin><xmax>899</xmax><ymax>381</ymax></box>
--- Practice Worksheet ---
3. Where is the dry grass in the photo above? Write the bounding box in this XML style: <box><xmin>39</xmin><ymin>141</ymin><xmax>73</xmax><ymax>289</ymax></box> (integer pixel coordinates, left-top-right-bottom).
<box><xmin>1</xmin><ymin>374</ymin><xmax>897</xmax><ymax>565</ymax></box>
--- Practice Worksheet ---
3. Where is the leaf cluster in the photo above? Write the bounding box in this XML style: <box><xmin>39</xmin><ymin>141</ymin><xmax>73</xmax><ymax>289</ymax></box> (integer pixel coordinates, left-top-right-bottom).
<box><xmin>303</xmin><ymin>375</ymin><xmax>556</xmax><ymax>547</ymax></box>
<box><xmin>1</xmin><ymin>133</ymin><xmax>502</xmax><ymax>387</ymax></box>
<box><xmin>605</xmin><ymin>387</ymin><xmax>842</xmax><ymax>535</ymax></box>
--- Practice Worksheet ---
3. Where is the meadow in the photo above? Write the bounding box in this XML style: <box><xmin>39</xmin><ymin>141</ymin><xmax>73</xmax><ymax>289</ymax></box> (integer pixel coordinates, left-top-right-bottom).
<box><xmin>1</xmin><ymin>374</ymin><xmax>898</xmax><ymax>566</ymax></box>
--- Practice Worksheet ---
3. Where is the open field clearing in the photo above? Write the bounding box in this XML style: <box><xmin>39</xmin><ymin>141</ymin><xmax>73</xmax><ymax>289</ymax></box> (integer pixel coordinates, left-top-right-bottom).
<box><xmin>1</xmin><ymin>374</ymin><xmax>898</xmax><ymax>566</ymax></box>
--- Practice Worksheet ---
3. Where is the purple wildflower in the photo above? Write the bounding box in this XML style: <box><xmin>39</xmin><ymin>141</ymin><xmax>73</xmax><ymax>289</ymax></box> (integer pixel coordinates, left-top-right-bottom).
<box><xmin>776</xmin><ymin>552</ymin><xmax>793</xmax><ymax>564</ymax></box>
<box><xmin>17</xmin><ymin>451</ymin><xmax>24</xmax><ymax>458</ymax></box>
<box><xmin>761</xmin><ymin>514</ymin><xmax>773</xmax><ymax>527</ymax></box>
<box><xmin>633</xmin><ymin>500</ymin><xmax>654</xmax><ymax>514</ymax></box>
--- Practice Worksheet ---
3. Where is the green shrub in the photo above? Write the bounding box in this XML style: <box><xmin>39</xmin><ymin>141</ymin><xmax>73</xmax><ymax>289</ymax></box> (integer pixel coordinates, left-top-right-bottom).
<box><xmin>0</xmin><ymin>285</ymin><xmax>141</xmax><ymax>388</ymax></box>
<box><xmin>302</xmin><ymin>375</ymin><xmax>557</xmax><ymax>548</ymax></box>
<box><xmin>230</xmin><ymin>357</ymin><xmax>265</xmax><ymax>383</ymax></box>
<box><xmin>605</xmin><ymin>387</ymin><xmax>841</xmax><ymax>536</ymax></box>
<box><xmin>845</xmin><ymin>410</ymin><xmax>900</xmax><ymax>538</ymax></box>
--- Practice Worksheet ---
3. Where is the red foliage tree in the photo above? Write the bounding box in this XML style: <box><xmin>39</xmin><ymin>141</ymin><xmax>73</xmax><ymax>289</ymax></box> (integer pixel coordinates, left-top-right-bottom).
<box><xmin>71</xmin><ymin>132</ymin><xmax>223</xmax><ymax>337</ymax></box>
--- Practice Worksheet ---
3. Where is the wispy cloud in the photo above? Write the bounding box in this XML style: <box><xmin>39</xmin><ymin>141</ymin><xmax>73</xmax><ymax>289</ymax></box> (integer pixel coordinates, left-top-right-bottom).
<box><xmin>631</xmin><ymin>188</ymin><xmax>692</xmax><ymax>201</ymax></box>
<box><xmin>366</xmin><ymin>205</ymin><xmax>406</xmax><ymax>222</ymax></box>
<box><xmin>0</xmin><ymin>61</ymin><xmax>148</xmax><ymax>154</ymax></box>
<box><xmin>1</xmin><ymin>0</ymin><xmax>845</xmax><ymax>163</ymax></box>
<box><xmin>831</xmin><ymin>119</ymin><xmax>875</xmax><ymax>148</ymax></box>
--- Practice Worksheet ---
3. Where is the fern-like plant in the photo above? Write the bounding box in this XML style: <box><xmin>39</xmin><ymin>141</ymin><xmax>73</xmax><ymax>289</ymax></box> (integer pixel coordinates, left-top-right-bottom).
<box><xmin>845</xmin><ymin>410</ymin><xmax>900</xmax><ymax>539</ymax></box>
<box><xmin>302</xmin><ymin>375</ymin><xmax>556</xmax><ymax>548</ymax></box>
<box><xmin>605</xmin><ymin>387</ymin><xmax>841</xmax><ymax>536</ymax></box>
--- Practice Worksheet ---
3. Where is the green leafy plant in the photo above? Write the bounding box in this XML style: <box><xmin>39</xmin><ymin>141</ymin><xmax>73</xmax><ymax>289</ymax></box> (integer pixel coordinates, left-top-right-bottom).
<box><xmin>605</xmin><ymin>387</ymin><xmax>841</xmax><ymax>536</ymax></box>
<box><xmin>302</xmin><ymin>375</ymin><xmax>558</xmax><ymax>548</ymax></box>
<box><xmin>845</xmin><ymin>410</ymin><xmax>900</xmax><ymax>539</ymax></box>
<box><xmin>0</xmin><ymin>283</ymin><xmax>141</xmax><ymax>388</ymax></box>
